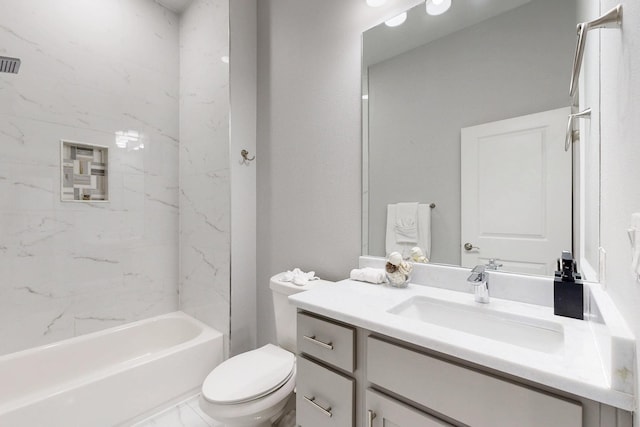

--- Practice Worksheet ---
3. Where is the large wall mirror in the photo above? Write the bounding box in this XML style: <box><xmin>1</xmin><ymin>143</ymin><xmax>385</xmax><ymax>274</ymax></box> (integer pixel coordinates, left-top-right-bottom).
<box><xmin>362</xmin><ymin>0</ymin><xmax>601</xmax><ymax>280</ymax></box>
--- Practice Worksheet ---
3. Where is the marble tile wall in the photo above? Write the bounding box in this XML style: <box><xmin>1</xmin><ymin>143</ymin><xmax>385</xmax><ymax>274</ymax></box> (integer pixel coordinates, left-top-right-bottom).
<box><xmin>0</xmin><ymin>0</ymin><xmax>180</xmax><ymax>355</ymax></box>
<box><xmin>178</xmin><ymin>0</ymin><xmax>231</xmax><ymax>352</ymax></box>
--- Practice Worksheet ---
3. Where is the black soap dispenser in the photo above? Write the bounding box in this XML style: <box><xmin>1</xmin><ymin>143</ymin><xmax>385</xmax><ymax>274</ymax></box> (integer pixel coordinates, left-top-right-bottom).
<box><xmin>553</xmin><ymin>251</ymin><xmax>584</xmax><ymax>320</ymax></box>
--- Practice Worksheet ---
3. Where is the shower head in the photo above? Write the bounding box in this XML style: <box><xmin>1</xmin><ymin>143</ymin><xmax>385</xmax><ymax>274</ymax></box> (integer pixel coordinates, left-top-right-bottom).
<box><xmin>0</xmin><ymin>56</ymin><xmax>21</xmax><ymax>74</ymax></box>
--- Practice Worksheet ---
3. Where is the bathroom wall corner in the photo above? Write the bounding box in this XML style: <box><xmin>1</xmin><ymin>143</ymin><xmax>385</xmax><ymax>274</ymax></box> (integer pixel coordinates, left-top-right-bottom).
<box><xmin>230</xmin><ymin>0</ymin><xmax>258</xmax><ymax>357</ymax></box>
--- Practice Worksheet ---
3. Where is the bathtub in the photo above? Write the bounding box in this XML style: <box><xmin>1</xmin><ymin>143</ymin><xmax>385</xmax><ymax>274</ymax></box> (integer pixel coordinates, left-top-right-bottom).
<box><xmin>0</xmin><ymin>311</ymin><xmax>223</xmax><ymax>427</ymax></box>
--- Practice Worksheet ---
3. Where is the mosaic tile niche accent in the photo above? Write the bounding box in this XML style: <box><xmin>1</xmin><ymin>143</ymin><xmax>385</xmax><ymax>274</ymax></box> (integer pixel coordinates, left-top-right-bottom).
<box><xmin>61</xmin><ymin>140</ymin><xmax>108</xmax><ymax>201</ymax></box>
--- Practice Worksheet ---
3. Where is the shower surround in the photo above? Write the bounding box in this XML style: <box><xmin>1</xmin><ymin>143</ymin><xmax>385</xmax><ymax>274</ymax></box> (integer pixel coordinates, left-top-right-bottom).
<box><xmin>0</xmin><ymin>0</ymin><xmax>231</xmax><ymax>356</ymax></box>
<box><xmin>178</xmin><ymin>0</ymin><xmax>231</xmax><ymax>355</ymax></box>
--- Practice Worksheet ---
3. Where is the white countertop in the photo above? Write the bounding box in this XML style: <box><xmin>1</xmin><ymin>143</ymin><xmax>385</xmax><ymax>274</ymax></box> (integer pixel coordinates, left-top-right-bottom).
<box><xmin>289</xmin><ymin>279</ymin><xmax>636</xmax><ymax>411</ymax></box>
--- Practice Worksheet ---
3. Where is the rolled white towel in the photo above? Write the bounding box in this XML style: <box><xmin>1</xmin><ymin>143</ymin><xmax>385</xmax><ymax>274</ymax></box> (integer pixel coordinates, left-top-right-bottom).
<box><xmin>350</xmin><ymin>267</ymin><xmax>387</xmax><ymax>284</ymax></box>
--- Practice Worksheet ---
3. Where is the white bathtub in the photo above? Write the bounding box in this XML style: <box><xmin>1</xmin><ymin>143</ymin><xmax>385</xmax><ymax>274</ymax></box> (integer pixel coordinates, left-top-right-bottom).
<box><xmin>0</xmin><ymin>311</ymin><xmax>223</xmax><ymax>427</ymax></box>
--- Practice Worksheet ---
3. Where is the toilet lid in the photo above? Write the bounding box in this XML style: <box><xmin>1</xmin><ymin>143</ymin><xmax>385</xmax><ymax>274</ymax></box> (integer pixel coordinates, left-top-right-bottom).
<box><xmin>202</xmin><ymin>344</ymin><xmax>295</xmax><ymax>405</ymax></box>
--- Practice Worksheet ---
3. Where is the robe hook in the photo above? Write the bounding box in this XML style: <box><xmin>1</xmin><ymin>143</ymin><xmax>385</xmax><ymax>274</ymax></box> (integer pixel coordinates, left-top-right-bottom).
<box><xmin>241</xmin><ymin>149</ymin><xmax>255</xmax><ymax>162</ymax></box>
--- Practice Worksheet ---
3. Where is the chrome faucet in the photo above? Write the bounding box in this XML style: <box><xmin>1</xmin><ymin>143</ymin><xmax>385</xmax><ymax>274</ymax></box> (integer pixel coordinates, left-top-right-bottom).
<box><xmin>485</xmin><ymin>259</ymin><xmax>503</xmax><ymax>271</ymax></box>
<box><xmin>467</xmin><ymin>265</ymin><xmax>490</xmax><ymax>303</ymax></box>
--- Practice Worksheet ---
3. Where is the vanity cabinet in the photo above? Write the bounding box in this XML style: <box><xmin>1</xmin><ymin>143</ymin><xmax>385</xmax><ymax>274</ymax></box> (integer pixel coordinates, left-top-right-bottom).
<box><xmin>295</xmin><ymin>313</ymin><xmax>356</xmax><ymax>427</ymax></box>
<box><xmin>368</xmin><ymin>336</ymin><xmax>581</xmax><ymax>427</ymax></box>
<box><xmin>295</xmin><ymin>311</ymin><xmax>633</xmax><ymax>427</ymax></box>
<box><xmin>366</xmin><ymin>389</ymin><xmax>453</xmax><ymax>427</ymax></box>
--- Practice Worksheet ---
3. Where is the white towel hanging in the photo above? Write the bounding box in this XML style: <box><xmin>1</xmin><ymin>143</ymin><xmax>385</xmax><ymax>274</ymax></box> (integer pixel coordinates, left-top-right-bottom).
<box><xmin>394</xmin><ymin>202</ymin><xmax>419</xmax><ymax>243</ymax></box>
<box><xmin>386</xmin><ymin>203</ymin><xmax>431</xmax><ymax>259</ymax></box>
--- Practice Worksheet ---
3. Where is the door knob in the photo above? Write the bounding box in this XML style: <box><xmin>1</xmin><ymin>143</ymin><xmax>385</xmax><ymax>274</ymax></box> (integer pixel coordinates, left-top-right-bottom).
<box><xmin>464</xmin><ymin>242</ymin><xmax>480</xmax><ymax>251</ymax></box>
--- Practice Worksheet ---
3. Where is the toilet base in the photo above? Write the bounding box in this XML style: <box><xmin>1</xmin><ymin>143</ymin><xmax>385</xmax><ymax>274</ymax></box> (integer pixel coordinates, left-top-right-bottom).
<box><xmin>225</xmin><ymin>391</ymin><xmax>295</xmax><ymax>427</ymax></box>
<box><xmin>272</xmin><ymin>394</ymin><xmax>296</xmax><ymax>427</ymax></box>
<box><xmin>205</xmin><ymin>396</ymin><xmax>287</xmax><ymax>427</ymax></box>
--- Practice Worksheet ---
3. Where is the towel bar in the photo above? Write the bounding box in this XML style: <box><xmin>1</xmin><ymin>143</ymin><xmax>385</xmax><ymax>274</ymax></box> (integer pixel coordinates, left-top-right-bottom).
<box><xmin>565</xmin><ymin>108</ymin><xmax>592</xmax><ymax>151</ymax></box>
<box><xmin>569</xmin><ymin>5</ymin><xmax>622</xmax><ymax>98</ymax></box>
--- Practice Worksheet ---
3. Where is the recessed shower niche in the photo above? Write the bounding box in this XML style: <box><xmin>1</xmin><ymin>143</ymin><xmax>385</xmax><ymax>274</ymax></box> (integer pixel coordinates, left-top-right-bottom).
<box><xmin>61</xmin><ymin>140</ymin><xmax>108</xmax><ymax>202</ymax></box>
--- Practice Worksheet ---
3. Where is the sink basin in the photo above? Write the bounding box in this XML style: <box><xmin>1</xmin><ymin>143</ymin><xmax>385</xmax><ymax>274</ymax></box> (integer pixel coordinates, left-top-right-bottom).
<box><xmin>388</xmin><ymin>296</ymin><xmax>564</xmax><ymax>354</ymax></box>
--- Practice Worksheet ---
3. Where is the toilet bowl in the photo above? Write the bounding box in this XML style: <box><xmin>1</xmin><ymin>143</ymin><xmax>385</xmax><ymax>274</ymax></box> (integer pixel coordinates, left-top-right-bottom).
<box><xmin>200</xmin><ymin>344</ymin><xmax>296</xmax><ymax>427</ymax></box>
<box><xmin>199</xmin><ymin>274</ymin><xmax>333</xmax><ymax>427</ymax></box>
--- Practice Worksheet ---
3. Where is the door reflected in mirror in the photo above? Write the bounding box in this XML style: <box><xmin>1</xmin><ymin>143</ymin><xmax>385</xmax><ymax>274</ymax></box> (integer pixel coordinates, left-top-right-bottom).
<box><xmin>362</xmin><ymin>0</ymin><xmax>601</xmax><ymax>280</ymax></box>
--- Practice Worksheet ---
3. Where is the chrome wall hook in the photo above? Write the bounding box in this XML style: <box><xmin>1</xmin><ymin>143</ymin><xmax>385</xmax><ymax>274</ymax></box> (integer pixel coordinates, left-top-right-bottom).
<box><xmin>240</xmin><ymin>149</ymin><xmax>255</xmax><ymax>163</ymax></box>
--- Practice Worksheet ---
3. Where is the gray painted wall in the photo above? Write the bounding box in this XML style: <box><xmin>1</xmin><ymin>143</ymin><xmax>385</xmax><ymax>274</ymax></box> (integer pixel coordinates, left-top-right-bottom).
<box><xmin>367</xmin><ymin>0</ymin><xmax>576</xmax><ymax>264</ymax></box>
<box><xmin>256</xmin><ymin>0</ymin><xmax>420</xmax><ymax>345</ymax></box>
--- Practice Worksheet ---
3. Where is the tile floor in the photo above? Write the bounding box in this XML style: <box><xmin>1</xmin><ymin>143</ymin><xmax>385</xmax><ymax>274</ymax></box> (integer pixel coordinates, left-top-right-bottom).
<box><xmin>132</xmin><ymin>395</ymin><xmax>222</xmax><ymax>427</ymax></box>
<box><xmin>133</xmin><ymin>394</ymin><xmax>297</xmax><ymax>427</ymax></box>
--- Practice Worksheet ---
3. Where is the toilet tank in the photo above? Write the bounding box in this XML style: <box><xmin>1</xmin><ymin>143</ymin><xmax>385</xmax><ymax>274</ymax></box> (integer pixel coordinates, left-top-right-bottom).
<box><xmin>270</xmin><ymin>274</ymin><xmax>333</xmax><ymax>353</ymax></box>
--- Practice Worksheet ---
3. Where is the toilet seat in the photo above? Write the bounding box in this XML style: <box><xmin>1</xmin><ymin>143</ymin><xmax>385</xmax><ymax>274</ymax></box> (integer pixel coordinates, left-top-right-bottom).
<box><xmin>199</xmin><ymin>359</ymin><xmax>297</xmax><ymax>426</ymax></box>
<box><xmin>202</xmin><ymin>344</ymin><xmax>295</xmax><ymax>405</ymax></box>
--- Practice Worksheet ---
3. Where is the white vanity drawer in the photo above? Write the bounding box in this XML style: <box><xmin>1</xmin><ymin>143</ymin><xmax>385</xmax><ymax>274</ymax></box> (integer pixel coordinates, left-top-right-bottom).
<box><xmin>297</xmin><ymin>312</ymin><xmax>355</xmax><ymax>372</ymax></box>
<box><xmin>367</xmin><ymin>336</ymin><xmax>582</xmax><ymax>427</ymax></box>
<box><xmin>296</xmin><ymin>356</ymin><xmax>354</xmax><ymax>427</ymax></box>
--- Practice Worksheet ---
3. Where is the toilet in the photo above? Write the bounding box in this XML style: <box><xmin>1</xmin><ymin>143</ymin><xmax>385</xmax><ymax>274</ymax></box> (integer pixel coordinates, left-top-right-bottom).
<box><xmin>199</xmin><ymin>274</ymin><xmax>333</xmax><ymax>427</ymax></box>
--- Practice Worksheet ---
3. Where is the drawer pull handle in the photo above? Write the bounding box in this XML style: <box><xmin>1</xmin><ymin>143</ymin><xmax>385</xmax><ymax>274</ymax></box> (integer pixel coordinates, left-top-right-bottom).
<box><xmin>303</xmin><ymin>335</ymin><xmax>334</xmax><ymax>350</ymax></box>
<box><xmin>303</xmin><ymin>395</ymin><xmax>332</xmax><ymax>418</ymax></box>
<box><xmin>367</xmin><ymin>410</ymin><xmax>377</xmax><ymax>427</ymax></box>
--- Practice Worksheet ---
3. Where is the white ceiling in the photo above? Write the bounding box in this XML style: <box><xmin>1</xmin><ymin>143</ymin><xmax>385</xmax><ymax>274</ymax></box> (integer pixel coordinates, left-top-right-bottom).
<box><xmin>155</xmin><ymin>0</ymin><xmax>193</xmax><ymax>13</ymax></box>
<box><xmin>363</xmin><ymin>0</ymin><xmax>532</xmax><ymax>67</ymax></box>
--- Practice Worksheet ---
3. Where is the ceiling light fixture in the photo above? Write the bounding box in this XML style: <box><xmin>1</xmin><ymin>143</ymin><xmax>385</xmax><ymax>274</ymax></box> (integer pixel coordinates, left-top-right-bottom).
<box><xmin>366</xmin><ymin>0</ymin><xmax>386</xmax><ymax>7</ymax></box>
<box><xmin>426</xmin><ymin>0</ymin><xmax>451</xmax><ymax>16</ymax></box>
<box><xmin>385</xmin><ymin>12</ymin><xmax>407</xmax><ymax>27</ymax></box>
